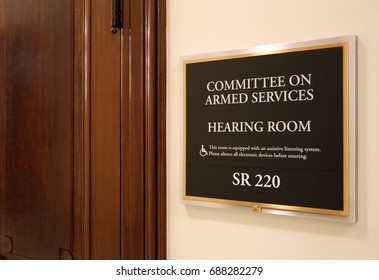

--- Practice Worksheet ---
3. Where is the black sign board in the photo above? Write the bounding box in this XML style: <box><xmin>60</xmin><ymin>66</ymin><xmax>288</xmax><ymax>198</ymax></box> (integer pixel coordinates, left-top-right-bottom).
<box><xmin>183</xmin><ymin>38</ymin><xmax>356</xmax><ymax>218</ymax></box>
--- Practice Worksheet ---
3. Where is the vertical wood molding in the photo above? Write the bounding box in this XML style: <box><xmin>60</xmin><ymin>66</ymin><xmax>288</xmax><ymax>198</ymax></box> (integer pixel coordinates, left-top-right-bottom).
<box><xmin>144</xmin><ymin>0</ymin><xmax>167</xmax><ymax>260</ymax></box>
<box><xmin>74</xmin><ymin>0</ymin><xmax>167</xmax><ymax>260</ymax></box>
<box><xmin>156</xmin><ymin>0</ymin><xmax>167</xmax><ymax>260</ymax></box>
<box><xmin>121</xmin><ymin>0</ymin><xmax>146</xmax><ymax>260</ymax></box>
<box><xmin>145</xmin><ymin>0</ymin><xmax>158</xmax><ymax>260</ymax></box>
<box><xmin>73</xmin><ymin>0</ymin><xmax>91</xmax><ymax>260</ymax></box>
<box><xmin>0</xmin><ymin>0</ymin><xmax>6</xmax><ymax>259</ymax></box>
<box><xmin>121</xmin><ymin>0</ymin><xmax>166</xmax><ymax>260</ymax></box>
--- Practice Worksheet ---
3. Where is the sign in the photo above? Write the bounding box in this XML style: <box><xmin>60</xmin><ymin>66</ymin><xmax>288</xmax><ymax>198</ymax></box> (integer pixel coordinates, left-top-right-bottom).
<box><xmin>182</xmin><ymin>36</ymin><xmax>356</xmax><ymax>221</ymax></box>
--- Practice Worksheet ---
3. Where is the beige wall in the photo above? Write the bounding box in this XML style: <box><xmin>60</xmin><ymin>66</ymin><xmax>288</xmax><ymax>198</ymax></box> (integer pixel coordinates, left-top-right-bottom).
<box><xmin>167</xmin><ymin>0</ymin><xmax>379</xmax><ymax>259</ymax></box>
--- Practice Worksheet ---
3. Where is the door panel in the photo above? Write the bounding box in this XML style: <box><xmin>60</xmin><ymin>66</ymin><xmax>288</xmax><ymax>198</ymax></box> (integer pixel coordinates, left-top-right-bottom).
<box><xmin>0</xmin><ymin>0</ymin><xmax>74</xmax><ymax>259</ymax></box>
<box><xmin>90</xmin><ymin>0</ymin><xmax>121</xmax><ymax>260</ymax></box>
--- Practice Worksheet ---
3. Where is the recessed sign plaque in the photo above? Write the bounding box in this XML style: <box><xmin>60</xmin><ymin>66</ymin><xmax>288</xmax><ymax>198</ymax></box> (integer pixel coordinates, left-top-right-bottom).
<box><xmin>182</xmin><ymin>36</ymin><xmax>356</xmax><ymax>222</ymax></box>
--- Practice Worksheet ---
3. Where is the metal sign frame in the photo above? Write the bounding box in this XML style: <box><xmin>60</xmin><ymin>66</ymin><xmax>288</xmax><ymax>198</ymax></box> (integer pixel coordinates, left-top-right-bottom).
<box><xmin>181</xmin><ymin>36</ymin><xmax>357</xmax><ymax>223</ymax></box>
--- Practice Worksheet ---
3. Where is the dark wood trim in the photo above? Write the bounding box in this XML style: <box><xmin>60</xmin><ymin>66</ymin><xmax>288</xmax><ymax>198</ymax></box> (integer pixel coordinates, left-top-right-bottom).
<box><xmin>73</xmin><ymin>0</ymin><xmax>91</xmax><ymax>260</ymax></box>
<box><xmin>0</xmin><ymin>0</ymin><xmax>5</xmax><ymax>259</ymax></box>
<box><xmin>157</xmin><ymin>0</ymin><xmax>167</xmax><ymax>260</ymax></box>
<box><xmin>144</xmin><ymin>0</ymin><xmax>167</xmax><ymax>260</ymax></box>
<box><xmin>121</xmin><ymin>0</ymin><xmax>146</xmax><ymax>260</ymax></box>
<box><xmin>82</xmin><ymin>0</ymin><xmax>166</xmax><ymax>260</ymax></box>
<box><xmin>145</xmin><ymin>0</ymin><xmax>158</xmax><ymax>260</ymax></box>
<box><xmin>121</xmin><ymin>0</ymin><xmax>166</xmax><ymax>260</ymax></box>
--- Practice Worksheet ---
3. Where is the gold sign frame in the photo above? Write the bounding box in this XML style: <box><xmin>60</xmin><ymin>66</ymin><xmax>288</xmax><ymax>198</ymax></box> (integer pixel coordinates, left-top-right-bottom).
<box><xmin>181</xmin><ymin>36</ymin><xmax>357</xmax><ymax>223</ymax></box>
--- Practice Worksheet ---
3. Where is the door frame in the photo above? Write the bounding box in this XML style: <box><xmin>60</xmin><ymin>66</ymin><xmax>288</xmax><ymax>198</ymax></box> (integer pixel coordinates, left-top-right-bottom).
<box><xmin>73</xmin><ymin>0</ymin><xmax>166</xmax><ymax>259</ymax></box>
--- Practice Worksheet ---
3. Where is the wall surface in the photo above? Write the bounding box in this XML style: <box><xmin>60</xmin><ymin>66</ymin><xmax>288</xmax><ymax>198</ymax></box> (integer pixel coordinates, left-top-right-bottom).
<box><xmin>167</xmin><ymin>0</ymin><xmax>379</xmax><ymax>259</ymax></box>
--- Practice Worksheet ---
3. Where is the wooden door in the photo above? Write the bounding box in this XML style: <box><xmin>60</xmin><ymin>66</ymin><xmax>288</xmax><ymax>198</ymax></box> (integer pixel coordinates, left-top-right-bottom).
<box><xmin>0</xmin><ymin>0</ymin><xmax>166</xmax><ymax>260</ymax></box>
<box><xmin>0</xmin><ymin>0</ymin><xmax>79</xmax><ymax>260</ymax></box>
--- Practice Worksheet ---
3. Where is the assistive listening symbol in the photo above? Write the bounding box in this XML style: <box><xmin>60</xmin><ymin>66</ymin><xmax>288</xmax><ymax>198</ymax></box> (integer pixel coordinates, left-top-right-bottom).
<box><xmin>199</xmin><ymin>145</ymin><xmax>208</xmax><ymax>157</ymax></box>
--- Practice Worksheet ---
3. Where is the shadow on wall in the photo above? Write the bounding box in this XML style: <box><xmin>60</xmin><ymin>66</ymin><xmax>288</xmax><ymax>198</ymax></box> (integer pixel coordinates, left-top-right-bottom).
<box><xmin>185</xmin><ymin>204</ymin><xmax>365</xmax><ymax>241</ymax></box>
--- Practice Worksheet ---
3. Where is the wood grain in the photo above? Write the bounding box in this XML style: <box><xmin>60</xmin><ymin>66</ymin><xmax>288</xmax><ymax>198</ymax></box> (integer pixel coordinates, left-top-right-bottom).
<box><xmin>0</xmin><ymin>0</ymin><xmax>166</xmax><ymax>260</ymax></box>
<box><xmin>1</xmin><ymin>0</ymin><xmax>74</xmax><ymax>259</ymax></box>
<box><xmin>90</xmin><ymin>0</ymin><xmax>121</xmax><ymax>260</ymax></box>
